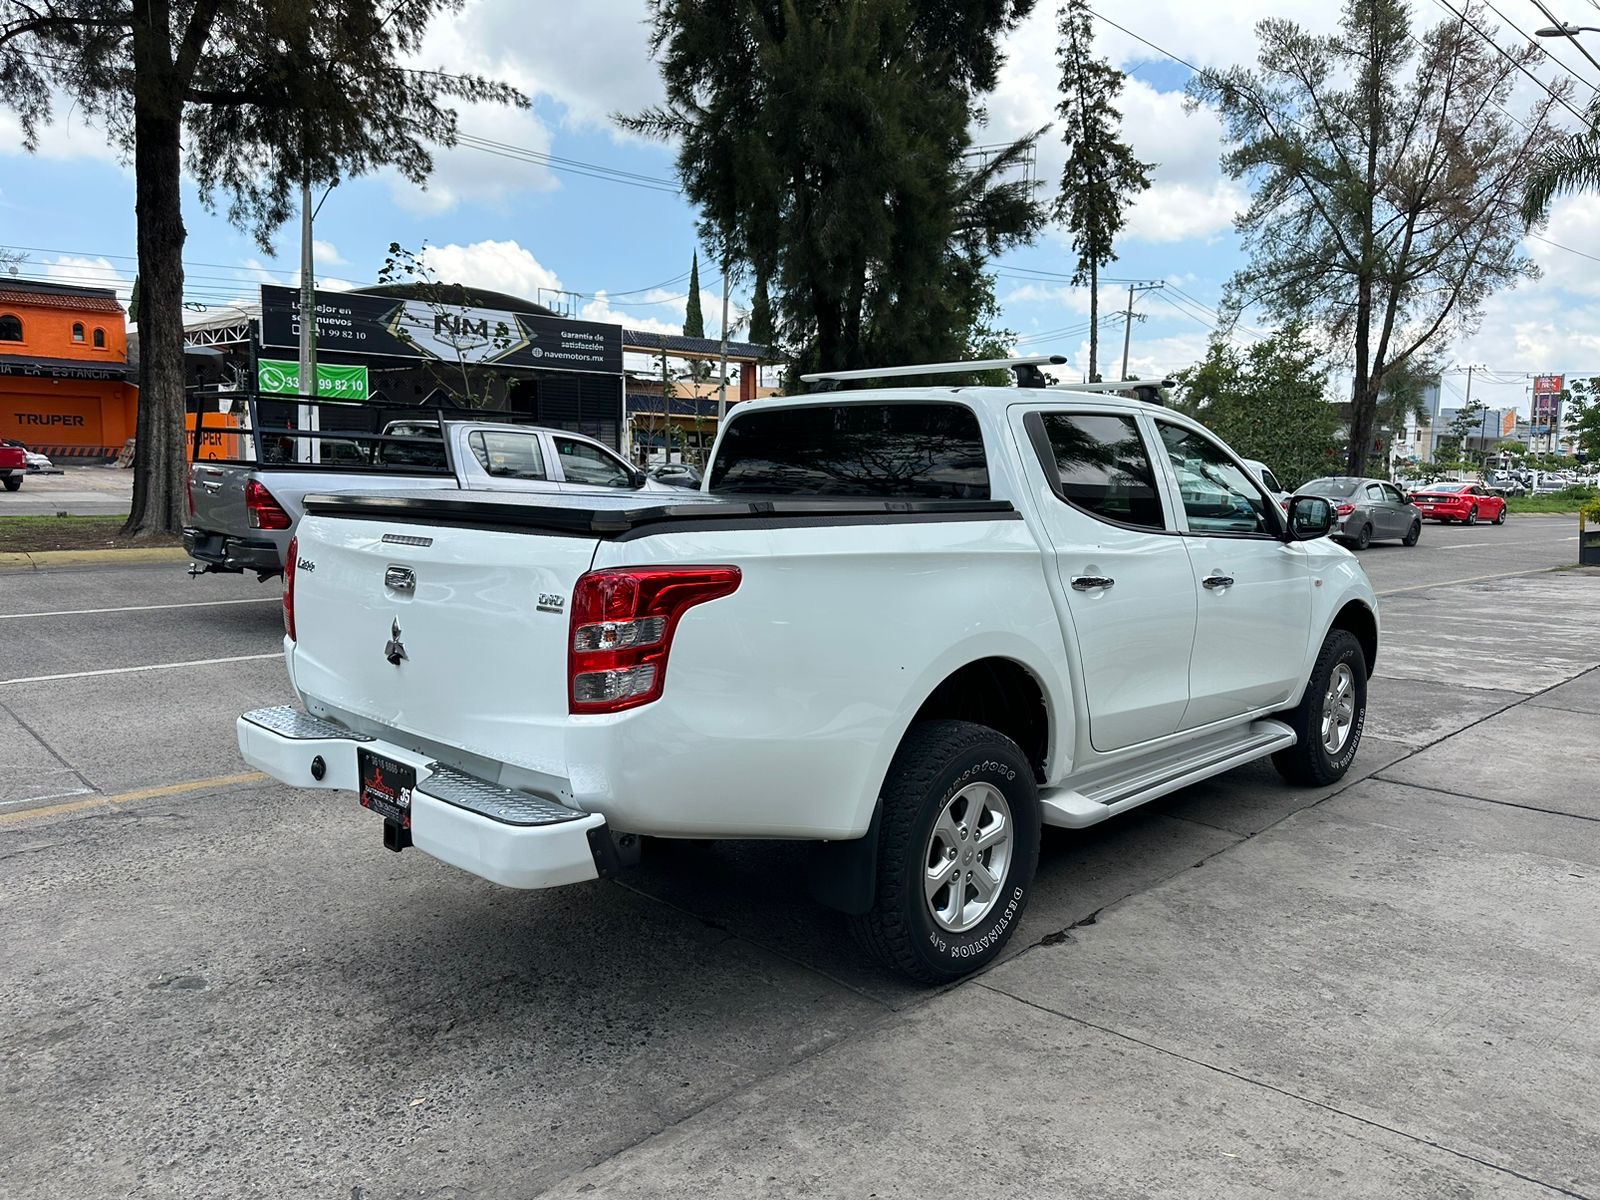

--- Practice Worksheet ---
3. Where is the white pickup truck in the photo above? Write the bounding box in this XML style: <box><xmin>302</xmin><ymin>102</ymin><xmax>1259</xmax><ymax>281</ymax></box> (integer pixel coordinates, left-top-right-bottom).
<box><xmin>238</xmin><ymin>361</ymin><xmax>1377</xmax><ymax>982</ymax></box>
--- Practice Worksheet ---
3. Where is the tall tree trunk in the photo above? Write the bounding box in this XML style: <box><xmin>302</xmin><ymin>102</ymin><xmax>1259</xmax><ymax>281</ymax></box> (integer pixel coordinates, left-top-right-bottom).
<box><xmin>1349</xmin><ymin>277</ymin><xmax>1373</xmax><ymax>478</ymax></box>
<box><xmin>125</xmin><ymin>10</ymin><xmax>188</xmax><ymax>539</ymax></box>
<box><xmin>1087</xmin><ymin>263</ymin><xmax>1099</xmax><ymax>382</ymax></box>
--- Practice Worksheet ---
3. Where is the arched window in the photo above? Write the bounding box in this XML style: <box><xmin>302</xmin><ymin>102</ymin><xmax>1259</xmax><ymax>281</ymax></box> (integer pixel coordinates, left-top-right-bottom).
<box><xmin>0</xmin><ymin>314</ymin><xmax>20</xmax><ymax>342</ymax></box>
<box><xmin>72</xmin><ymin>322</ymin><xmax>85</xmax><ymax>342</ymax></box>
<box><xmin>93</xmin><ymin>327</ymin><xmax>106</xmax><ymax>348</ymax></box>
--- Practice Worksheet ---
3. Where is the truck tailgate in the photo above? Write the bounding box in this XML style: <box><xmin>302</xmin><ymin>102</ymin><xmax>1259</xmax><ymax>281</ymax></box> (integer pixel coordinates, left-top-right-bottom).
<box><xmin>188</xmin><ymin>462</ymin><xmax>254</xmax><ymax>536</ymax></box>
<box><xmin>289</xmin><ymin>512</ymin><xmax>601</xmax><ymax>777</ymax></box>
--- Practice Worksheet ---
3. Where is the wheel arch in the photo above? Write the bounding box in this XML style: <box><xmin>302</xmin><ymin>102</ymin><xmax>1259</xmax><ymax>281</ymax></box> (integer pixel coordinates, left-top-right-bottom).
<box><xmin>1330</xmin><ymin>599</ymin><xmax>1378</xmax><ymax>678</ymax></box>
<box><xmin>809</xmin><ymin>652</ymin><xmax>1058</xmax><ymax>917</ymax></box>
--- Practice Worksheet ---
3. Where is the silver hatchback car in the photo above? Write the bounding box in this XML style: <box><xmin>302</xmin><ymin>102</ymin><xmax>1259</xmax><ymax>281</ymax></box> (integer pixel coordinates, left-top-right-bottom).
<box><xmin>1299</xmin><ymin>476</ymin><xmax>1422</xmax><ymax>549</ymax></box>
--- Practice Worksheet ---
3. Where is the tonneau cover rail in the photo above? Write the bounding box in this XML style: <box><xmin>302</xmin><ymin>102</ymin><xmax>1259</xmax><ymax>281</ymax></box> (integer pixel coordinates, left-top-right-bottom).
<box><xmin>300</xmin><ymin>492</ymin><xmax>1019</xmax><ymax>538</ymax></box>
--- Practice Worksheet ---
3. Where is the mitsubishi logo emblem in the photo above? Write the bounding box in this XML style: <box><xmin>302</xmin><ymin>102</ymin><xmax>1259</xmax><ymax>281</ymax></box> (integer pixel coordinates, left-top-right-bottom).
<box><xmin>384</xmin><ymin>618</ymin><xmax>408</xmax><ymax>666</ymax></box>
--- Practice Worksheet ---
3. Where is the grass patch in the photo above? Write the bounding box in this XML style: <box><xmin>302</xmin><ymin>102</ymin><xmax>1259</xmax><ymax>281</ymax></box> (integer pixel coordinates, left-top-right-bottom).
<box><xmin>0</xmin><ymin>514</ymin><xmax>182</xmax><ymax>553</ymax></box>
<box><xmin>1506</xmin><ymin>487</ymin><xmax>1598</xmax><ymax>515</ymax></box>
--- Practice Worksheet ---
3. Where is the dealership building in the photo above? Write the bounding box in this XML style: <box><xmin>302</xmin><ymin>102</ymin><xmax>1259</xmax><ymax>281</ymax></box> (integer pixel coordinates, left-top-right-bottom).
<box><xmin>183</xmin><ymin>283</ymin><xmax>774</xmax><ymax>459</ymax></box>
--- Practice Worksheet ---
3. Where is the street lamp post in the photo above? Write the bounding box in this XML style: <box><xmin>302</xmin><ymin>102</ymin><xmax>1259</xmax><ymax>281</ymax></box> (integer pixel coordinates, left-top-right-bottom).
<box><xmin>1533</xmin><ymin>6</ymin><xmax>1600</xmax><ymax>79</ymax></box>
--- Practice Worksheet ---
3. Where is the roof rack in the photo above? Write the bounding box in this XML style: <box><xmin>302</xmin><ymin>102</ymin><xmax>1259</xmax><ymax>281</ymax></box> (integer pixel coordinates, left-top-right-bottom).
<box><xmin>1052</xmin><ymin>378</ymin><xmax>1176</xmax><ymax>407</ymax></box>
<box><xmin>800</xmin><ymin>355</ymin><xmax>1068</xmax><ymax>391</ymax></box>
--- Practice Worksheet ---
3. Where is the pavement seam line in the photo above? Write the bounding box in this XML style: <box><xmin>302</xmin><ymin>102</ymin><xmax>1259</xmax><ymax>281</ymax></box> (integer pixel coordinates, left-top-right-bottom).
<box><xmin>0</xmin><ymin>652</ymin><xmax>281</xmax><ymax>686</ymax></box>
<box><xmin>1369</xmin><ymin>775</ymin><xmax>1600</xmax><ymax>824</ymax></box>
<box><xmin>0</xmin><ymin>770</ymin><xmax>269</xmax><ymax>826</ymax></box>
<box><xmin>975</xmin><ymin>982</ymin><xmax>1598</xmax><ymax>1200</ymax></box>
<box><xmin>1375</xmin><ymin>565</ymin><xmax>1575</xmax><ymax>596</ymax></box>
<box><xmin>0</xmin><ymin>697</ymin><xmax>97</xmax><ymax>794</ymax></box>
<box><xmin>0</xmin><ymin>597</ymin><xmax>279</xmax><ymax>620</ymax></box>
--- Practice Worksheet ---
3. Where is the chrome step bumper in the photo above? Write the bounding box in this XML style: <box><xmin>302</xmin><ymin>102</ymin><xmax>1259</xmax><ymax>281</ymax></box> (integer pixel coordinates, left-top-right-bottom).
<box><xmin>237</xmin><ymin>707</ymin><xmax>616</xmax><ymax>888</ymax></box>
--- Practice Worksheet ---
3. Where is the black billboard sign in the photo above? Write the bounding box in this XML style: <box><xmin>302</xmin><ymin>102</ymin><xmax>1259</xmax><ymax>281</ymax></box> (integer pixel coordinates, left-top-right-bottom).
<box><xmin>259</xmin><ymin>285</ymin><xmax>622</xmax><ymax>375</ymax></box>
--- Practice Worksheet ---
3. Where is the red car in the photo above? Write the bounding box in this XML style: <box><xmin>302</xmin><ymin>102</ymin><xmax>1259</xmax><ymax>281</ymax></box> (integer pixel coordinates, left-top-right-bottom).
<box><xmin>1408</xmin><ymin>481</ymin><xmax>1506</xmax><ymax>525</ymax></box>
<box><xmin>0</xmin><ymin>441</ymin><xmax>25</xmax><ymax>492</ymax></box>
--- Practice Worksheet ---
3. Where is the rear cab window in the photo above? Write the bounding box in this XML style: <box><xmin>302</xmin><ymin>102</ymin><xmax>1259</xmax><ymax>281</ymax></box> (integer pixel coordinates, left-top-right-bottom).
<box><xmin>709</xmin><ymin>401</ymin><xmax>989</xmax><ymax>498</ymax></box>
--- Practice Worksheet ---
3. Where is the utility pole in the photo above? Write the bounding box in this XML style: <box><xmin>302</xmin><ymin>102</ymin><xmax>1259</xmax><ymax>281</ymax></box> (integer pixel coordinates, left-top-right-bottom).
<box><xmin>1464</xmin><ymin>364</ymin><xmax>1475</xmax><ymax>464</ymax></box>
<box><xmin>1119</xmin><ymin>281</ymin><xmax>1164</xmax><ymax>381</ymax></box>
<box><xmin>297</xmin><ymin>170</ymin><xmax>319</xmax><ymax>464</ymax></box>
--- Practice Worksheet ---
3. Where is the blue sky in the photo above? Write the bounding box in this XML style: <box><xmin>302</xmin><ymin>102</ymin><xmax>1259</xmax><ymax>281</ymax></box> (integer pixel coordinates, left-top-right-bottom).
<box><xmin>5</xmin><ymin>0</ymin><xmax>1600</xmax><ymax>418</ymax></box>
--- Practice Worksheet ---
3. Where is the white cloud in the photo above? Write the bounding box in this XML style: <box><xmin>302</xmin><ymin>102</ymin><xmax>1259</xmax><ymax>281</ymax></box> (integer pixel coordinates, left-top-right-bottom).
<box><xmin>312</xmin><ymin>240</ymin><xmax>347</xmax><ymax>267</ymax></box>
<box><xmin>41</xmin><ymin>255</ymin><xmax>132</xmax><ymax>304</ymax></box>
<box><xmin>1124</xmin><ymin>179</ymin><xmax>1248</xmax><ymax>243</ymax></box>
<box><xmin>434</xmin><ymin>0</ymin><xmax>666</xmax><ymax>135</ymax></box>
<box><xmin>386</xmin><ymin>99</ymin><xmax>560</xmax><ymax>214</ymax></box>
<box><xmin>418</xmin><ymin>239</ymin><xmax>563</xmax><ymax>300</ymax></box>
<box><xmin>0</xmin><ymin>100</ymin><xmax>125</xmax><ymax>167</ymax></box>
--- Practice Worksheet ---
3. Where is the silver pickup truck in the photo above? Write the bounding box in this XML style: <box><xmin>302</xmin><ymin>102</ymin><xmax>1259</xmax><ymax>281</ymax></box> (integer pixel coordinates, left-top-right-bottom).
<box><xmin>186</xmin><ymin>410</ymin><xmax>675</xmax><ymax>579</ymax></box>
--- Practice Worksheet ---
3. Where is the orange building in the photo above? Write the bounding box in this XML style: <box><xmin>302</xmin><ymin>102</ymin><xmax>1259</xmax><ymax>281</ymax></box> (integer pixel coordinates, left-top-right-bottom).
<box><xmin>0</xmin><ymin>279</ymin><xmax>139</xmax><ymax>461</ymax></box>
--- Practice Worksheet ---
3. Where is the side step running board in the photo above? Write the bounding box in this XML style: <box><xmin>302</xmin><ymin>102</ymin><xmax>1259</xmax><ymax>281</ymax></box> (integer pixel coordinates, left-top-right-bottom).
<box><xmin>1039</xmin><ymin>719</ymin><xmax>1296</xmax><ymax>829</ymax></box>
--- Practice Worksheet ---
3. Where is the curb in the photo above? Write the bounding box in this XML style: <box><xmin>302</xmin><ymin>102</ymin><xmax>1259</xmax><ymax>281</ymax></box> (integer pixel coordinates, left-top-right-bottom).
<box><xmin>0</xmin><ymin>546</ymin><xmax>191</xmax><ymax>571</ymax></box>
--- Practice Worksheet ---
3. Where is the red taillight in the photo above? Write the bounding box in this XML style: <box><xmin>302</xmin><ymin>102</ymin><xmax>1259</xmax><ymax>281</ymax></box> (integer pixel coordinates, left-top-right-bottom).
<box><xmin>1335</xmin><ymin>503</ymin><xmax>1355</xmax><ymax>516</ymax></box>
<box><xmin>246</xmin><ymin>479</ymin><xmax>292</xmax><ymax>530</ymax></box>
<box><xmin>568</xmin><ymin>566</ymin><xmax>741</xmax><ymax>714</ymax></box>
<box><xmin>282</xmin><ymin>535</ymin><xmax>297</xmax><ymax>641</ymax></box>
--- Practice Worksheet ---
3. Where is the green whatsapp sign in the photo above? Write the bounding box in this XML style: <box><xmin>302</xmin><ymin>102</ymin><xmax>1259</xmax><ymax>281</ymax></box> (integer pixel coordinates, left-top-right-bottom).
<box><xmin>257</xmin><ymin>359</ymin><xmax>369</xmax><ymax>401</ymax></box>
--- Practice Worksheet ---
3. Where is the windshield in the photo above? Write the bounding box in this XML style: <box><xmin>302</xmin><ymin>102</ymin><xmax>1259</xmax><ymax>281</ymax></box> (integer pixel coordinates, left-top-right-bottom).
<box><xmin>1420</xmin><ymin>483</ymin><xmax>1469</xmax><ymax>493</ymax></box>
<box><xmin>1301</xmin><ymin>477</ymin><xmax>1361</xmax><ymax>497</ymax></box>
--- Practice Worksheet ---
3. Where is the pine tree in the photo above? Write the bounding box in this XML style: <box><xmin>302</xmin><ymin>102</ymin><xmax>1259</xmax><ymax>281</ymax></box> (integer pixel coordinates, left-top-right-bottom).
<box><xmin>683</xmin><ymin>252</ymin><xmax>705</xmax><ymax>339</ymax></box>
<box><xmin>0</xmin><ymin>2</ymin><xmax>522</xmax><ymax>537</ymax></box>
<box><xmin>1054</xmin><ymin>0</ymin><xmax>1150</xmax><ymax>383</ymax></box>
<box><xmin>624</xmin><ymin>0</ymin><xmax>1045</xmax><ymax>375</ymax></box>
<box><xmin>748</xmin><ymin>271</ymin><xmax>774</xmax><ymax>349</ymax></box>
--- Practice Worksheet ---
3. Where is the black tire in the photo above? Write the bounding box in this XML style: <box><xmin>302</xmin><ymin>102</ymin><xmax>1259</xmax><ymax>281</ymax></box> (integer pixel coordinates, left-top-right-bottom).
<box><xmin>1</xmin><ymin>476</ymin><xmax>20</xmax><ymax>492</ymax></box>
<box><xmin>1466</xmin><ymin>506</ymin><xmax>1478</xmax><ymax>525</ymax></box>
<box><xmin>1272</xmin><ymin>629</ymin><xmax>1368</xmax><ymax>787</ymax></box>
<box><xmin>852</xmin><ymin>720</ymin><xmax>1040</xmax><ymax>984</ymax></box>
<box><xmin>1402</xmin><ymin>519</ymin><xmax>1421</xmax><ymax>547</ymax></box>
<box><xmin>1493</xmin><ymin>508</ymin><xmax>1506</xmax><ymax>525</ymax></box>
<box><xmin>1352</xmin><ymin>522</ymin><xmax>1372</xmax><ymax>550</ymax></box>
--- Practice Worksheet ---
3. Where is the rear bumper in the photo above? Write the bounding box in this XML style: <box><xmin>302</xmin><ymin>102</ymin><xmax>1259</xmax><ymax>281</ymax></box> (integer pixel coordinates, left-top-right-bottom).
<box><xmin>237</xmin><ymin>706</ymin><xmax>612</xmax><ymax>889</ymax></box>
<box><xmin>184</xmin><ymin>528</ymin><xmax>284</xmax><ymax>575</ymax></box>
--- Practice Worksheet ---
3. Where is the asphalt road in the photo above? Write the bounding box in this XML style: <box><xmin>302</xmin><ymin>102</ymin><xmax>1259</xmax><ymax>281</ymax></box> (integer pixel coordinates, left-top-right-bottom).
<box><xmin>2</xmin><ymin>518</ymin><xmax>1597</xmax><ymax>1198</ymax></box>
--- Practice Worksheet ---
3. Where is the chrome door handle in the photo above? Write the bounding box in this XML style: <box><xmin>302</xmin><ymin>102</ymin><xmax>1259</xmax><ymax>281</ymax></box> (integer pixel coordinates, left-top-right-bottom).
<box><xmin>1202</xmin><ymin>574</ymin><xmax>1235</xmax><ymax>590</ymax></box>
<box><xmin>1070</xmin><ymin>575</ymin><xmax>1115</xmax><ymax>591</ymax></box>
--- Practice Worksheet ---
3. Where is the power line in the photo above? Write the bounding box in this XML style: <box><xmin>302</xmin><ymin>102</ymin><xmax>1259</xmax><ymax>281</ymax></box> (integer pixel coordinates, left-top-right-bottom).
<box><xmin>1431</xmin><ymin>0</ymin><xmax>1590</xmax><ymax>123</ymax></box>
<box><xmin>1525</xmin><ymin>0</ymin><xmax>1600</xmax><ymax>88</ymax></box>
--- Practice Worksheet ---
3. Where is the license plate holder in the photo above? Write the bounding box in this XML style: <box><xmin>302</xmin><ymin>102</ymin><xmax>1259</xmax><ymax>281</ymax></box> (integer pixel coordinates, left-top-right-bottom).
<box><xmin>358</xmin><ymin>748</ymin><xmax>416</xmax><ymax>827</ymax></box>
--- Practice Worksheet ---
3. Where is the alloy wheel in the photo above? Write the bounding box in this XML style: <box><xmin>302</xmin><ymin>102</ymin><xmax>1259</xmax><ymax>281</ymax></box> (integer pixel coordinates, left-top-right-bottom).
<box><xmin>923</xmin><ymin>782</ymin><xmax>1013</xmax><ymax>933</ymax></box>
<box><xmin>1321</xmin><ymin>663</ymin><xmax>1357</xmax><ymax>755</ymax></box>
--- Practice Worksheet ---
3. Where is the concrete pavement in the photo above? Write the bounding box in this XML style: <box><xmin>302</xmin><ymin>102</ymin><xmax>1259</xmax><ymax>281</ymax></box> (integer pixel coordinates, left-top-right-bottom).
<box><xmin>1</xmin><ymin>552</ymin><xmax>1597</xmax><ymax>1197</ymax></box>
<box><xmin>1</xmin><ymin>464</ymin><xmax>133</xmax><ymax>515</ymax></box>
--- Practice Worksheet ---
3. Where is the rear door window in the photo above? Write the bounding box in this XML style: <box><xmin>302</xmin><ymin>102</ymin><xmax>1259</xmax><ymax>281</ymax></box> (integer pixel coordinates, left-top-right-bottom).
<box><xmin>709</xmin><ymin>402</ymin><xmax>988</xmax><ymax>498</ymax></box>
<box><xmin>470</xmin><ymin>431</ymin><xmax>548</xmax><ymax>480</ymax></box>
<box><xmin>1031</xmin><ymin>412</ymin><xmax>1166</xmax><ymax>530</ymax></box>
<box><xmin>553</xmin><ymin>436</ymin><xmax>634</xmax><ymax>488</ymax></box>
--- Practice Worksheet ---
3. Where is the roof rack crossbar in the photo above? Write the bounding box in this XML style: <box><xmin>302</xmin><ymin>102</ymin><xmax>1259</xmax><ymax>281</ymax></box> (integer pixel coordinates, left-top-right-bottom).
<box><xmin>1051</xmin><ymin>379</ymin><xmax>1175</xmax><ymax>407</ymax></box>
<box><xmin>799</xmin><ymin>355</ymin><xmax>1067</xmax><ymax>389</ymax></box>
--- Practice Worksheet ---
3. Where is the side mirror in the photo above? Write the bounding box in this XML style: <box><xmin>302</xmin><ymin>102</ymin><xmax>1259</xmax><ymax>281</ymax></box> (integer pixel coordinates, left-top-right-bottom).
<box><xmin>1285</xmin><ymin>495</ymin><xmax>1333</xmax><ymax>541</ymax></box>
